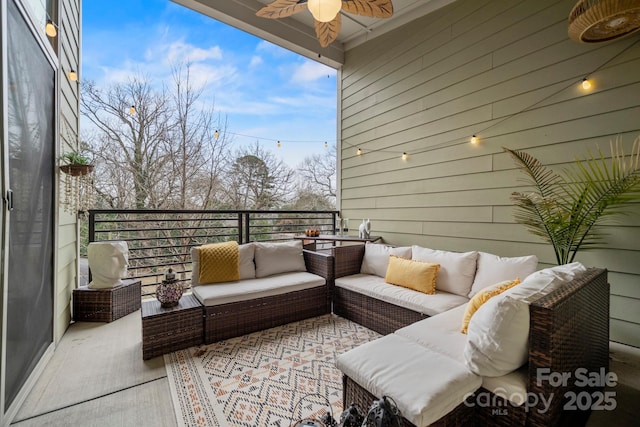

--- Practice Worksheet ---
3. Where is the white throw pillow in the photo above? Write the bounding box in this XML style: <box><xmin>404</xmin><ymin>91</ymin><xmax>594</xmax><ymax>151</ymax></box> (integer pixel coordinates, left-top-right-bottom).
<box><xmin>360</xmin><ymin>243</ymin><xmax>411</xmax><ymax>277</ymax></box>
<box><xmin>464</xmin><ymin>295</ymin><xmax>530</xmax><ymax>377</ymax></box>
<box><xmin>238</xmin><ymin>243</ymin><xmax>256</xmax><ymax>280</ymax></box>
<box><xmin>503</xmin><ymin>262</ymin><xmax>586</xmax><ymax>303</ymax></box>
<box><xmin>254</xmin><ymin>240</ymin><xmax>306</xmax><ymax>278</ymax></box>
<box><xmin>191</xmin><ymin>243</ymin><xmax>256</xmax><ymax>286</ymax></box>
<box><xmin>468</xmin><ymin>252</ymin><xmax>538</xmax><ymax>297</ymax></box>
<box><xmin>412</xmin><ymin>246</ymin><xmax>478</xmax><ymax>297</ymax></box>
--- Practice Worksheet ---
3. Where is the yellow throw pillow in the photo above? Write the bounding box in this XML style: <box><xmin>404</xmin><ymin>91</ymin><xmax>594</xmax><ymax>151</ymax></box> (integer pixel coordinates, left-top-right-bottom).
<box><xmin>460</xmin><ymin>278</ymin><xmax>520</xmax><ymax>334</ymax></box>
<box><xmin>385</xmin><ymin>255</ymin><xmax>440</xmax><ymax>295</ymax></box>
<box><xmin>198</xmin><ymin>241</ymin><xmax>240</xmax><ymax>284</ymax></box>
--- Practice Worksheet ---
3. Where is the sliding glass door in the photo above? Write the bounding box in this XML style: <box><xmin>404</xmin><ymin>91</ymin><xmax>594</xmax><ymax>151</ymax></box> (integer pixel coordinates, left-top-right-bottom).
<box><xmin>3</xmin><ymin>0</ymin><xmax>55</xmax><ymax>409</ymax></box>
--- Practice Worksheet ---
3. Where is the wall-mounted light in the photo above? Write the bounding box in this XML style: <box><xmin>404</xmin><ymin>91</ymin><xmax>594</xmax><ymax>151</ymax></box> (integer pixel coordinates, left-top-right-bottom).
<box><xmin>129</xmin><ymin>105</ymin><xmax>136</xmax><ymax>115</ymax></box>
<box><xmin>68</xmin><ymin>70</ymin><xmax>78</xmax><ymax>81</ymax></box>
<box><xmin>307</xmin><ymin>0</ymin><xmax>342</xmax><ymax>22</ymax></box>
<box><xmin>45</xmin><ymin>19</ymin><xmax>57</xmax><ymax>37</ymax></box>
<box><xmin>356</xmin><ymin>148</ymin><xmax>362</xmax><ymax>156</ymax></box>
<box><xmin>470</xmin><ymin>135</ymin><xmax>478</xmax><ymax>144</ymax></box>
<box><xmin>582</xmin><ymin>78</ymin><xmax>592</xmax><ymax>90</ymax></box>
<box><xmin>402</xmin><ymin>152</ymin><xmax>408</xmax><ymax>161</ymax></box>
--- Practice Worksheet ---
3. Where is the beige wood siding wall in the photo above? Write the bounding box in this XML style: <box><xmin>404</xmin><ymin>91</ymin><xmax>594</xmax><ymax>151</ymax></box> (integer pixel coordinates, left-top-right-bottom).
<box><xmin>340</xmin><ymin>0</ymin><xmax>640</xmax><ymax>347</ymax></box>
<box><xmin>55</xmin><ymin>0</ymin><xmax>81</xmax><ymax>343</ymax></box>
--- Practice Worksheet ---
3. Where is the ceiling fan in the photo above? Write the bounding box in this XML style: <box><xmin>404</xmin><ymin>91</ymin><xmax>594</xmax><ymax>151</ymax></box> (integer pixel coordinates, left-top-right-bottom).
<box><xmin>256</xmin><ymin>0</ymin><xmax>394</xmax><ymax>47</ymax></box>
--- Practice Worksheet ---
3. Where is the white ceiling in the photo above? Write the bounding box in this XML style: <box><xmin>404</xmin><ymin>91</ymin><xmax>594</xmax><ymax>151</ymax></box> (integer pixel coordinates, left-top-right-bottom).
<box><xmin>172</xmin><ymin>0</ymin><xmax>456</xmax><ymax>68</ymax></box>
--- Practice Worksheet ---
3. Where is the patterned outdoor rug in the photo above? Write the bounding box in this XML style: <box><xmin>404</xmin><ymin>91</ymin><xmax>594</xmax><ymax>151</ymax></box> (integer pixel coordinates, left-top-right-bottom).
<box><xmin>165</xmin><ymin>314</ymin><xmax>381</xmax><ymax>427</ymax></box>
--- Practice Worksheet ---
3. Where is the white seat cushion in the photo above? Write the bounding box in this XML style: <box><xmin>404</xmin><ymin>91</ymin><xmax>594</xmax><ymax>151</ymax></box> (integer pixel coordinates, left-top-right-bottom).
<box><xmin>412</xmin><ymin>246</ymin><xmax>478</xmax><ymax>297</ymax></box>
<box><xmin>336</xmin><ymin>334</ymin><xmax>481</xmax><ymax>427</ymax></box>
<box><xmin>481</xmin><ymin>367</ymin><xmax>528</xmax><ymax>406</ymax></box>
<box><xmin>192</xmin><ymin>272</ymin><xmax>325</xmax><ymax>306</ymax></box>
<box><xmin>469</xmin><ymin>252</ymin><xmax>538</xmax><ymax>297</ymax></box>
<box><xmin>335</xmin><ymin>274</ymin><xmax>469</xmax><ymax>316</ymax></box>
<box><xmin>395</xmin><ymin>304</ymin><xmax>468</xmax><ymax>363</ymax></box>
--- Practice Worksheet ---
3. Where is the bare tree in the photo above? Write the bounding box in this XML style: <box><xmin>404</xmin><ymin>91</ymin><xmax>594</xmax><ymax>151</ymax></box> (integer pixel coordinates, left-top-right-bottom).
<box><xmin>295</xmin><ymin>146</ymin><xmax>336</xmax><ymax>206</ymax></box>
<box><xmin>81</xmin><ymin>77</ymin><xmax>173</xmax><ymax>208</ymax></box>
<box><xmin>81</xmin><ymin>66</ymin><xmax>230</xmax><ymax>210</ymax></box>
<box><xmin>222</xmin><ymin>142</ymin><xmax>294</xmax><ymax>209</ymax></box>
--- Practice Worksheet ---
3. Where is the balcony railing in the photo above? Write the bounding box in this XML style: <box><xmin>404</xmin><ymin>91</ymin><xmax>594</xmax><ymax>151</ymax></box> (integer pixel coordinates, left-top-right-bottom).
<box><xmin>87</xmin><ymin>209</ymin><xmax>338</xmax><ymax>297</ymax></box>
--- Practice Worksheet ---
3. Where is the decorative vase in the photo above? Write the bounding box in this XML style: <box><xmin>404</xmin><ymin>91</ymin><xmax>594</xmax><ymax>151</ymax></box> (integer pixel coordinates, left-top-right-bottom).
<box><xmin>156</xmin><ymin>268</ymin><xmax>183</xmax><ymax>307</ymax></box>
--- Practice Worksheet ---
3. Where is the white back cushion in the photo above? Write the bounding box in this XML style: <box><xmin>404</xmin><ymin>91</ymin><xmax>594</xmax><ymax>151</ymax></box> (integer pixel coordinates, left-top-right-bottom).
<box><xmin>412</xmin><ymin>246</ymin><xmax>478</xmax><ymax>297</ymax></box>
<box><xmin>503</xmin><ymin>262</ymin><xmax>586</xmax><ymax>303</ymax></box>
<box><xmin>464</xmin><ymin>295</ymin><xmax>530</xmax><ymax>377</ymax></box>
<box><xmin>469</xmin><ymin>252</ymin><xmax>538</xmax><ymax>297</ymax></box>
<box><xmin>191</xmin><ymin>242</ymin><xmax>256</xmax><ymax>286</ymax></box>
<box><xmin>360</xmin><ymin>243</ymin><xmax>411</xmax><ymax>277</ymax></box>
<box><xmin>254</xmin><ymin>240</ymin><xmax>306</xmax><ymax>278</ymax></box>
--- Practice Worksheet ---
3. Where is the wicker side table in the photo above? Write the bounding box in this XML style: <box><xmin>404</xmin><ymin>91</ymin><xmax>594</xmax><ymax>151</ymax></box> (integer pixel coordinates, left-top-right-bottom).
<box><xmin>73</xmin><ymin>279</ymin><xmax>141</xmax><ymax>322</ymax></box>
<box><xmin>141</xmin><ymin>294</ymin><xmax>204</xmax><ymax>360</ymax></box>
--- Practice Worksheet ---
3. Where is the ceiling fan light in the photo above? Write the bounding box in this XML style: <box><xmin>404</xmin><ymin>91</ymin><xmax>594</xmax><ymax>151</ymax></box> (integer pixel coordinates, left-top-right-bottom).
<box><xmin>308</xmin><ymin>0</ymin><xmax>342</xmax><ymax>23</ymax></box>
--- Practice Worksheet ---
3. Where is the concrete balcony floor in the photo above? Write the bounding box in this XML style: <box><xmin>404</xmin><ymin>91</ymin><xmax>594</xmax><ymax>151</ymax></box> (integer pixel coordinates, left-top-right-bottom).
<box><xmin>10</xmin><ymin>309</ymin><xmax>640</xmax><ymax>426</ymax></box>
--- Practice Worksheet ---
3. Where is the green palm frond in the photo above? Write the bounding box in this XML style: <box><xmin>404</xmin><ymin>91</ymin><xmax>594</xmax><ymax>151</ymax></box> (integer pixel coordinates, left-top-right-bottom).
<box><xmin>504</xmin><ymin>136</ymin><xmax>640</xmax><ymax>265</ymax></box>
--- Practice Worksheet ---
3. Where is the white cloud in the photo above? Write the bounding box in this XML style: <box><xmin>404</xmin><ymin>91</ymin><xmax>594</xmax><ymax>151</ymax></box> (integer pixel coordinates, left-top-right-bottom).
<box><xmin>249</xmin><ymin>55</ymin><xmax>263</xmax><ymax>68</ymax></box>
<box><xmin>164</xmin><ymin>41</ymin><xmax>223</xmax><ymax>65</ymax></box>
<box><xmin>290</xmin><ymin>60</ymin><xmax>334</xmax><ymax>84</ymax></box>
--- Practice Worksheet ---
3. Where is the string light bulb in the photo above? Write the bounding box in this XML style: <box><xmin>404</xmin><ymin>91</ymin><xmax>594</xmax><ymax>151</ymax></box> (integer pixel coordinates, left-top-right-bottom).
<box><xmin>45</xmin><ymin>19</ymin><xmax>57</xmax><ymax>37</ymax></box>
<box><xmin>356</xmin><ymin>148</ymin><xmax>362</xmax><ymax>156</ymax></box>
<box><xmin>129</xmin><ymin>105</ymin><xmax>136</xmax><ymax>115</ymax></box>
<box><xmin>470</xmin><ymin>135</ymin><xmax>478</xmax><ymax>145</ymax></box>
<box><xmin>214</xmin><ymin>130</ymin><xmax>219</xmax><ymax>140</ymax></box>
<box><xmin>307</xmin><ymin>0</ymin><xmax>342</xmax><ymax>22</ymax></box>
<box><xmin>277</xmin><ymin>140</ymin><xmax>281</xmax><ymax>148</ymax></box>
<box><xmin>324</xmin><ymin>141</ymin><xmax>328</xmax><ymax>148</ymax></box>
<box><xmin>402</xmin><ymin>152</ymin><xmax>408</xmax><ymax>161</ymax></box>
<box><xmin>68</xmin><ymin>70</ymin><xmax>78</xmax><ymax>81</ymax></box>
<box><xmin>582</xmin><ymin>78</ymin><xmax>592</xmax><ymax>90</ymax></box>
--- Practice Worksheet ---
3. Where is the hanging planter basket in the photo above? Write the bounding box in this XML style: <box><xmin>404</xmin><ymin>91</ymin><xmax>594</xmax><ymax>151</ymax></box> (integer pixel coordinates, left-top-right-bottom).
<box><xmin>59</xmin><ymin>164</ymin><xmax>95</xmax><ymax>177</ymax></box>
<box><xmin>568</xmin><ymin>0</ymin><xmax>640</xmax><ymax>43</ymax></box>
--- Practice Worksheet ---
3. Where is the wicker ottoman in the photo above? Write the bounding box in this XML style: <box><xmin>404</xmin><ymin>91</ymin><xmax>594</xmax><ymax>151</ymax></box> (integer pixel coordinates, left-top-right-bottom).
<box><xmin>73</xmin><ymin>279</ymin><xmax>141</xmax><ymax>322</ymax></box>
<box><xmin>141</xmin><ymin>294</ymin><xmax>204</xmax><ymax>360</ymax></box>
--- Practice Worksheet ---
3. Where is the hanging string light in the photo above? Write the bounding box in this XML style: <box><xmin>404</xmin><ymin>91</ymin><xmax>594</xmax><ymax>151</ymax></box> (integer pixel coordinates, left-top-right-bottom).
<box><xmin>402</xmin><ymin>152</ymin><xmax>408</xmax><ymax>161</ymax></box>
<box><xmin>324</xmin><ymin>141</ymin><xmax>328</xmax><ymax>148</ymax></box>
<box><xmin>470</xmin><ymin>135</ymin><xmax>478</xmax><ymax>145</ymax></box>
<box><xmin>277</xmin><ymin>140</ymin><xmax>281</xmax><ymax>148</ymax></box>
<box><xmin>45</xmin><ymin>19</ymin><xmax>57</xmax><ymax>37</ymax></box>
<box><xmin>582</xmin><ymin>78</ymin><xmax>592</xmax><ymax>90</ymax></box>
<box><xmin>214</xmin><ymin>130</ymin><xmax>220</xmax><ymax>140</ymax></box>
<box><xmin>68</xmin><ymin>70</ymin><xmax>78</xmax><ymax>81</ymax></box>
<box><xmin>356</xmin><ymin>148</ymin><xmax>362</xmax><ymax>156</ymax></box>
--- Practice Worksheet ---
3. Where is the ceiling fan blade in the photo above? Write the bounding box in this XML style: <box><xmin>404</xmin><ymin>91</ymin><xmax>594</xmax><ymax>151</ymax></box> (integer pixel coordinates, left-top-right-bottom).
<box><xmin>341</xmin><ymin>0</ymin><xmax>394</xmax><ymax>18</ymax></box>
<box><xmin>315</xmin><ymin>14</ymin><xmax>341</xmax><ymax>48</ymax></box>
<box><xmin>256</xmin><ymin>0</ymin><xmax>307</xmax><ymax>19</ymax></box>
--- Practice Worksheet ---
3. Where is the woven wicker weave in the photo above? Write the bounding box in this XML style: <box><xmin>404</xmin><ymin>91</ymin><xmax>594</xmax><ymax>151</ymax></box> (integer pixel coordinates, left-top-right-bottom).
<box><xmin>341</xmin><ymin>268</ymin><xmax>609</xmax><ymax>427</ymax></box>
<box><xmin>141</xmin><ymin>293</ymin><xmax>204</xmax><ymax>360</ymax></box>
<box><xmin>73</xmin><ymin>279</ymin><xmax>141</xmax><ymax>322</ymax></box>
<box><xmin>203</xmin><ymin>250</ymin><xmax>333</xmax><ymax>343</ymax></box>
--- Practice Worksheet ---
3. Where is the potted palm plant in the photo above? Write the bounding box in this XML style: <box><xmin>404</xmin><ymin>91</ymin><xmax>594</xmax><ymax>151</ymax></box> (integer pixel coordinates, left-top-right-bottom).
<box><xmin>59</xmin><ymin>150</ymin><xmax>94</xmax><ymax>176</ymax></box>
<box><xmin>505</xmin><ymin>136</ymin><xmax>640</xmax><ymax>265</ymax></box>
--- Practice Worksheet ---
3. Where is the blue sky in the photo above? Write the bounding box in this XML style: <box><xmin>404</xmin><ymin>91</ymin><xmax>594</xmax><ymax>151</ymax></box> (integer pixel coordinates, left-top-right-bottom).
<box><xmin>82</xmin><ymin>0</ymin><xmax>337</xmax><ymax>166</ymax></box>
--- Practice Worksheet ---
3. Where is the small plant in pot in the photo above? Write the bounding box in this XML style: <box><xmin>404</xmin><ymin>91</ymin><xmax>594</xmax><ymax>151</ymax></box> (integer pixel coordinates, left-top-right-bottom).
<box><xmin>59</xmin><ymin>150</ymin><xmax>94</xmax><ymax>176</ymax></box>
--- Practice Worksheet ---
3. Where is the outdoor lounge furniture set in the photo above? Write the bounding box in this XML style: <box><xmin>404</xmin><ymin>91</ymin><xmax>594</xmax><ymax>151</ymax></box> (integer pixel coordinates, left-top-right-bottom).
<box><xmin>144</xmin><ymin>238</ymin><xmax>609</xmax><ymax>426</ymax></box>
<box><xmin>331</xmin><ymin>243</ymin><xmax>609</xmax><ymax>427</ymax></box>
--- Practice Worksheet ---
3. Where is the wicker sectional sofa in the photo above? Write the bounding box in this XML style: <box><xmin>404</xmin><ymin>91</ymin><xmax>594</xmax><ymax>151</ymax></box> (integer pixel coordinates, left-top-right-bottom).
<box><xmin>191</xmin><ymin>241</ymin><xmax>333</xmax><ymax>343</ymax></box>
<box><xmin>331</xmin><ymin>243</ymin><xmax>610</xmax><ymax>427</ymax></box>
